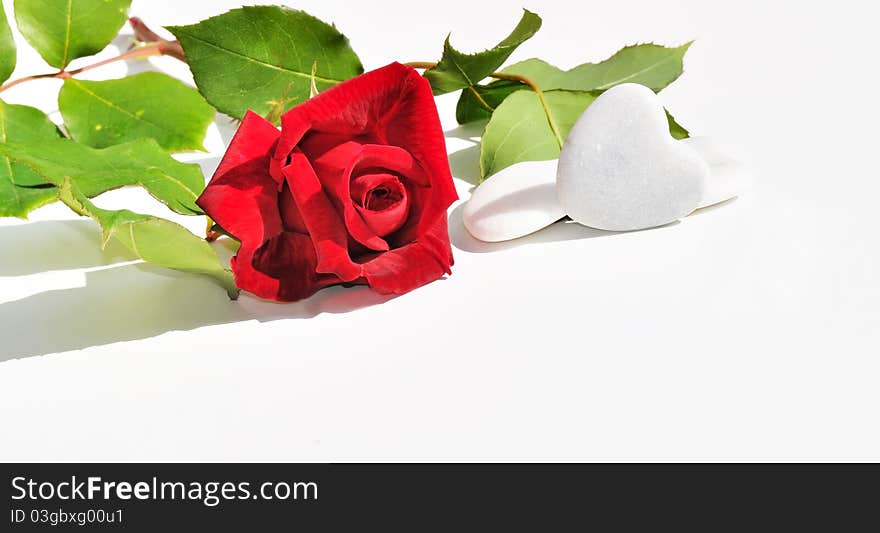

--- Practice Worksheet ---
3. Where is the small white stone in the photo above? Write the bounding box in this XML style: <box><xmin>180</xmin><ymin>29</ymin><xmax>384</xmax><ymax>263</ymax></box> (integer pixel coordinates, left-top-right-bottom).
<box><xmin>683</xmin><ymin>137</ymin><xmax>753</xmax><ymax>209</ymax></box>
<box><xmin>557</xmin><ymin>83</ymin><xmax>709</xmax><ymax>231</ymax></box>
<box><xmin>463</xmin><ymin>159</ymin><xmax>563</xmax><ymax>242</ymax></box>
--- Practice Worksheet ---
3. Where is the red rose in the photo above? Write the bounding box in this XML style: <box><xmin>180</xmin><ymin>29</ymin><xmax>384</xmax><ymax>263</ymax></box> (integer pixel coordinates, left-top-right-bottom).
<box><xmin>197</xmin><ymin>63</ymin><xmax>457</xmax><ymax>301</ymax></box>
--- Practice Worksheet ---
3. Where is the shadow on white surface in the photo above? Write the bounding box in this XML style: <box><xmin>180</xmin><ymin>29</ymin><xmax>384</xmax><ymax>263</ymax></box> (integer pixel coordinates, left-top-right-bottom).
<box><xmin>444</xmin><ymin>122</ymin><xmax>485</xmax><ymax>142</ymax></box>
<box><xmin>0</xmin><ymin>220</ymin><xmax>133</xmax><ymax>276</ymax></box>
<box><xmin>176</xmin><ymin>115</ymin><xmax>238</xmax><ymax>178</ymax></box>
<box><xmin>448</xmin><ymin>144</ymin><xmax>481</xmax><ymax>185</ymax></box>
<box><xmin>188</xmin><ymin>155</ymin><xmax>222</xmax><ymax>183</ymax></box>
<box><xmin>0</xmin><ymin>223</ymin><xmax>394</xmax><ymax>361</ymax></box>
<box><xmin>213</xmin><ymin>113</ymin><xmax>240</xmax><ymax>146</ymax></box>
<box><xmin>445</xmin><ymin>122</ymin><xmax>486</xmax><ymax>186</ymax></box>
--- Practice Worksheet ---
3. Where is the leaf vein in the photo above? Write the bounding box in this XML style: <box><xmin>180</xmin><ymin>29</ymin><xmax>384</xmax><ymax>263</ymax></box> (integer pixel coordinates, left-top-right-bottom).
<box><xmin>178</xmin><ymin>32</ymin><xmax>343</xmax><ymax>84</ymax></box>
<box><xmin>68</xmin><ymin>80</ymin><xmax>168</xmax><ymax>132</ymax></box>
<box><xmin>62</xmin><ymin>0</ymin><xmax>73</xmax><ymax>67</ymax></box>
<box><xmin>595</xmin><ymin>54</ymin><xmax>679</xmax><ymax>90</ymax></box>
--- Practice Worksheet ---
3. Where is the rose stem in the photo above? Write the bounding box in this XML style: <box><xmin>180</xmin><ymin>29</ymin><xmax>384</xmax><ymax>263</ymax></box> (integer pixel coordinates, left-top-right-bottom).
<box><xmin>403</xmin><ymin>62</ymin><xmax>564</xmax><ymax>149</ymax></box>
<box><xmin>486</xmin><ymin>72</ymin><xmax>564</xmax><ymax>148</ymax></box>
<box><xmin>403</xmin><ymin>61</ymin><xmax>437</xmax><ymax>70</ymax></box>
<box><xmin>0</xmin><ymin>18</ymin><xmax>186</xmax><ymax>94</ymax></box>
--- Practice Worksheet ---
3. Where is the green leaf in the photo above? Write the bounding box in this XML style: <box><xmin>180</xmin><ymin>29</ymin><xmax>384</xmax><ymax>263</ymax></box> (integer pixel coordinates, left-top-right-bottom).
<box><xmin>13</xmin><ymin>0</ymin><xmax>131</xmax><ymax>69</ymax></box>
<box><xmin>308</xmin><ymin>60</ymin><xmax>319</xmax><ymax>99</ymax></box>
<box><xmin>0</xmin><ymin>137</ymin><xmax>205</xmax><ymax>216</ymax></box>
<box><xmin>456</xmin><ymin>42</ymin><xmax>692</xmax><ymax>124</ymax></box>
<box><xmin>0</xmin><ymin>0</ymin><xmax>16</xmax><ymax>84</ymax></box>
<box><xmin>503</xmin><ymin>43</ymin><xmax>692</xmax><ymax>91</ymax></box>
<box><xmin>0</xmin><ymin>99</ymin><xmax>62</xmax><ymax>218</ymax></box>
<box><xmin>456</xmin><ymin>80</ymin><xmax>524</xmax><ymax>123</ymax></box>
<box><xmin>58</xmin><ymin>178</ymin><xmax>238</xmax><ymax>299</ymax></box>
<box><xmin>424</xmin><ymin>9</ymin><xmax>541</xmax><ymax>95</ymax></box>
<box><xmin>480</xmin><ymin>89</ymin><xmax>597</xmax><ymax>179</ymax></box>
<box><xmin>168</xmin><ymin>6</ymin><xmax>363</xmax><ymax>123</ymax></box>
<box><xmin>59</xmin><ymin>72</ymin><xmax>215</xmax><ymax>152</ymax></box>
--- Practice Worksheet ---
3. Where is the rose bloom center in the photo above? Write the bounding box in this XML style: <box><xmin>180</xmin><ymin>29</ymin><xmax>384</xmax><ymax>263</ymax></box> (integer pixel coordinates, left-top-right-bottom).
<box><xmin>350</xmin><ymin>172</ymin><xmax>410</xmax><ymax>237</ymax></box>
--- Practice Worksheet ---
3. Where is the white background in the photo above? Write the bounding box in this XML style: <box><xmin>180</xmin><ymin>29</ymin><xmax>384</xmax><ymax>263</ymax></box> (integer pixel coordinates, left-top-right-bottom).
<box><xmin>1</xmin><ymin>0</ymin><xmax>878</xmax><ymax>461</ymax></box>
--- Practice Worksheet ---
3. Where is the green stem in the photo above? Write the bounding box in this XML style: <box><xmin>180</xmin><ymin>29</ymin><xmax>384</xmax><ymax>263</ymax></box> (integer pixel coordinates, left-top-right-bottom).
<box><xmin>0</xmin><ymin>43</ymin><xmax>166</xmax><ymax>94</ymax></box>
<box><xmin>0</xmin><ymin>71</ymin><xmax>59</xmax><ymax>93</ymax></box>
<box><xmin>488</xmin><ymin>71</ymin><xmax>563</xmax><ymax>149</ymax></box>
<box><xmin>467</xmin><ymin>85</ymin><xmax>494</xmax><ymax>112</ymax></box>
<box><xmin>404</xmin><ymin>61</ymin><xmax>437</xmax><ymax>70</ymax></box>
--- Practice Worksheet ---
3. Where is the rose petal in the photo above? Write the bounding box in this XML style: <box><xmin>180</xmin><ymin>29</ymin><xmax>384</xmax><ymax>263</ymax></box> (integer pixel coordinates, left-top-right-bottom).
<box><xmin>196</xmin><ymin>113</ymin><xmax>288</xmax><ymax>299</ymax></box>
<box><xmin>197</xmin><ymin>159</ymin><xmax>281</xmax><ymax>246</ymax></box>
<box><xmin>268</xmin><ymin>63</ymin><xmax>458</xmax><ymax>298</ymax></box>
<box><xmin>280</xmin><ymin>63</ymin><xmax>417</xmax><ymax>138</ymax></box>
<box><xmin>351</xmin><ymin>173</ymin><xmax>409</xmax><ymax>237</ymax></box>
<box><xmin>307</xmin><ymin>140</ymin><xmax>389</xmax><ymax>251</ymax></box>
<box><xmin>361</xmin><ymin>239</ymin><xmax>449</xmax><ymax>295</ymax></box>
<box><xmin>281</xmin><ymin>150</ymin><xmax>363</xmax><ymax>282</ymax></box>
<box><xmin>278</xmin><ymin>182</ymin><xmax>308</xmax><ymax>234</ymax></box>
<box><xmin>350</xmin><ymin>172</ymin><xmax>395</xmax><ymax>206</ymax></box>
<box><xmin>353</xmin><ymin>144</ymin><xmax>429</xmax><ymax>187</ymax></box>
<box><xmin>212</xmin><ymin>111</ymin><xmax>280</xmax><ymax>180</ymax></box>
<box><xmin>251</xmin><ymin>231</ymin><xmax>341</xmax><ymax>301</ymax></box>
<box><xmin>277</xmin><ymin>62</ymin><xmax>451</xmax><ymax>197</ymax></box>
<box><xmin>198</xmin><ymin>111</ymin><xmax>283</xmax><ymax>247</ymax></box>
<box><xmin>379</xmin><ymin>69</ymin><xmax>458</xmax><ymax>212</ymax></box>
<box><xmin>197</xmin><ymin>163</ymin><xmax>284</xmax><ymax>299</ymax></box>
<box><xmin>273</xmin><ymin>113</ymin><xmax>310</xmax><ymax>181</ymax></box>
<box><xmin>308</xmin><ymin>141</ymin><xmax>431</xmax><ymax>252</ymax></box>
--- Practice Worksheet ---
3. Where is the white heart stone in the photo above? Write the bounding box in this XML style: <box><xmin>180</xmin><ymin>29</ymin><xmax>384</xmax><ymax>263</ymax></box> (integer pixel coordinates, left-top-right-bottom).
<box><xmin>462</xmin><ymin>159</ymin><xmax>563</xmax><ymax>242</ymax></box>
<box><xmin>683</xmin><ymin>137</ymin><xmax>753</xmax><ymax>209</ymax></box>
<box><xmin>557</xmin><ymin>83</ymin><xmax>709</xmax><ymax>231</ymax></box>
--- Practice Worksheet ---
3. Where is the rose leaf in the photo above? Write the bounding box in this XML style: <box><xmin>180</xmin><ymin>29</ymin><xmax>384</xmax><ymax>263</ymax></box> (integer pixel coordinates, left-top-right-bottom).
<box><xmin>58</xmin><ymin>178</ymin><xmax>238</xmax><ymax>299</ymax></box>
<box><xmin>0</xmin><ymin>1</ymin><xmax>16</xmax><ymax>84</ymax></box>
<box><xmin>59</xmin><ymin>72</ymin><xmax>215</xmax><ymax>152</ymax></box>
<box><xmin>13</xmin><ymin>0</ymin><xmax>131</xmax><ymax>69</ymax></box>
<box><xmin>0</xmin><ymin>99</ymin><xmax>62</xmax><ymax>218</ymax></box>
<box><xmin>168</xmin><ymin>6</ymin><xmax>363</xmax><ymax>123</ymax></box>
<box><xmin>502</xmin><ymin>42</ymin><xmax>692</xmax><ymax>91</ymax></box>
<box><xmin>479</xmin><ymin>89</ymin><xmax>597</xmax><ymax>180</ymax></box>
<box><xmin>455</xmin><ymin>80</ymin><xmax>525</xmax><ymax>124</ymax></box>
<box><xmin>457</xmin><ymin>42</ymin><xmax>692</xmax><ymax>124</ymax></box>
<box><xmin>0</xmin><ymin>136</ymin><xmax>205</xmax><ymax>216</ymax></box>
<box><xmin>424</xmin><ymin>9</ymin><xmax>541</xmax><ymax>96</ymax></box>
